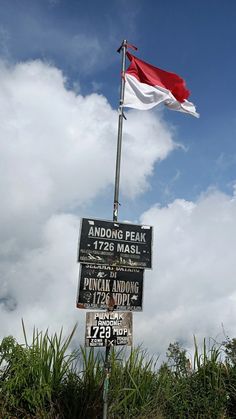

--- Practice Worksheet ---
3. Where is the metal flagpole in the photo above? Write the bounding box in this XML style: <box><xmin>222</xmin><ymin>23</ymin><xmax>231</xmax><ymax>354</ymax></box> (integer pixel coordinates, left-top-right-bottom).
<box><xmin>113</xmin><ymin>39</ymin><xmax>127</xmax><ymax>223</ymax></box>
<box><xmin>102</xmin><ymin>39</ymin><xmax>127</xmax><ymax>419</ymax></box>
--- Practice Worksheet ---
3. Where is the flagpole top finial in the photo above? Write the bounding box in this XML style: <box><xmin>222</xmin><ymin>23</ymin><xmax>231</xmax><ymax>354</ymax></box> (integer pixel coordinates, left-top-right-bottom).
<box><xmin>117</xmin><ymin>40</ymin><xmax>128</xmax><ymax>53</ymax></box>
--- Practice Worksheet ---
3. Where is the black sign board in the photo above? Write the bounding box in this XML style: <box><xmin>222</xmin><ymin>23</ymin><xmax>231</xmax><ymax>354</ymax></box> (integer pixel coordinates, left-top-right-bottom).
<box><xmin>78</xmin><ymin>218</ymin><xmax>152</xmax><ymax>269</ymax></box>
<box><xmin>77</xmin><ymin>264</ymin><xmax>144</xmax><ymax>311</ymax></box>
<box><xmin>85</xmin><ymin>311</ymin><xmax>132</xmax><ymax>347</ymax></box>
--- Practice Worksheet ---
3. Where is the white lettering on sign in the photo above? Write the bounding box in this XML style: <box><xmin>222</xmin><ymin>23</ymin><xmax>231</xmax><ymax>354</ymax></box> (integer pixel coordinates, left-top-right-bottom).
<box><xmin>117</xmin><ymin>337</ymin><xmax>128</xmax><ymax>344</ymax></box>
<box><xmin>113</xmin><ymin>328</ymin><xmax>128</xmax><ymax>336</ymax></box>
<box><xmin>116</xmin><ymin>243</ymin><xmax>141</xmax><ymax>254</ymax></box>
<box><xmin>88</xmin><ymin>226</ymin><xmax>147</xmax><ymax>243</ymax></box>
<box><xmin>125</xmin><ymin>231</ymin><xmax>146</xmax><ymax>242</ymax></box>
<box><xmin>97</xmin><ymin>320</ymin><xmax>121</xmax><ymax>326</ymax></box>
<box><xmin>88</xmin><ymin>226</ymin><xmax>124</xmax><ymax>240</ymax></box>
<box><xmin>95</xmin><ymin>312</ymin><xmax>123</xmax><ymax>321</ymax></box>
<box><xmin>83</xmin><ymin>278</ymin><xmax>110</xmax><ymax>292</ymax></box>
<box><xmin>83</xmin><ymin>278</ymin><xmax>139</xmax><ymax>294</ymax></box>
<box><xmin>112</xmin><ymin>293</ymin><xmax>131</xmax><ymax>306</ymax></box>
<box><xmin>93</xmin><ymin>241</ymin><xmax>115</xmax><ymax>251</ymax></box>
<box><xmin>112</xmin><ymin>280</ymin><xmax>139</xmax><ymax>294</ymax></box>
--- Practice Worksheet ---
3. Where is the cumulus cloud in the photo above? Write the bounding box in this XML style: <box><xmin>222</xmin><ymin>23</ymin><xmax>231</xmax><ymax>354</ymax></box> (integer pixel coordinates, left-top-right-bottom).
<box><xmin>136</xmin><ymin>189</ymin><xmax>236</xmax><ymax>355</ymax></box>
<box><xmin>121</xmin><ymin>110</ymin><xmax>176</xmax><ymax>197</ymax></box>
<box><xmin>0</xmin><ymin>213</ymin><xmax>81</xmax><ymax>339</ymax></box>
<box><xmin>0</xmin><ymin>59</ymin><xmax>174</xmax><ymax>242</ymax></box>
<box><xmin>1</xmin><ymin>59</ymin><xmax>235</xmax><ymax>358</ymax></box>
<box><xmin>0</xmin><ymin>59</ymin><xmax>175</xmax><ymax>343</ymax></box>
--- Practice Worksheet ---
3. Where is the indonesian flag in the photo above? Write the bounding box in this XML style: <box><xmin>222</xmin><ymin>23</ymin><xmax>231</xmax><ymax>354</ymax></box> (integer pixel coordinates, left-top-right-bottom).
<box><xmin>124</xmin><ymin>52</ymin><xmax>199</xmax><ymax>118</ymax></box>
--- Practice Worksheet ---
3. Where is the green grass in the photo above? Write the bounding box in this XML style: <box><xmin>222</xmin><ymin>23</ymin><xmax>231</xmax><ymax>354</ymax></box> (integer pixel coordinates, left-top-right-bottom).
<box><xmin>1</xmin><ymin>325</ymin><xmax>236</xmax><ymax>418</ymax></box>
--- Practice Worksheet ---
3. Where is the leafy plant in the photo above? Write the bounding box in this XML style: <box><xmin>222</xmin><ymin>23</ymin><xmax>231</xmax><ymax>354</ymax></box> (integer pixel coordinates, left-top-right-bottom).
<box><xmin>0</xmin><ymin>321</ymin><xmax>78</xmax><ymax>417</ymax></box>
<box><xmin>2</xmin><ymin>326</ymin><xmax>236</xmax><ymax>418</ymax></box>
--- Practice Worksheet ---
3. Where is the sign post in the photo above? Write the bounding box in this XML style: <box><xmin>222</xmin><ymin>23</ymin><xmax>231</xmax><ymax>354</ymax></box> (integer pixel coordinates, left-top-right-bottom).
<box><xmin>113</xmin><ymin>39</ymin><xmax>127</xmax><ymax>223</ymax></box>
<box><xmin>103</xmin><ymin>39</ymin><xmax>127</xmax><ymax>419</ymax></box>
<box><xmin>76</xmin><ymin>40</ymin><xmax>153</xmax><ymax>419</ymax></box>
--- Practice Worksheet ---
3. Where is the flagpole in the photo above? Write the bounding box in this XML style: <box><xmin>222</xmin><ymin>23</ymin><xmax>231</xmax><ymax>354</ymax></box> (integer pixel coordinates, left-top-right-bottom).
<box><xmin>113</xmin><ymin>39</ymin><xmax>127</xmax><ymax>222</ymax></box>
<box><xmin>102</xmin><ymin>39</ymin><xmax>127</xmax><ymax>419</ymax></box>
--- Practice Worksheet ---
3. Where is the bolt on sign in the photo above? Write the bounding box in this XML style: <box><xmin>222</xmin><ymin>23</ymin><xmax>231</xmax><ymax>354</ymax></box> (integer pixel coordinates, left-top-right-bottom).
<box><xmin>77</xmin><ymin>264</ymin><xmax>144</xmax><ymax>311</ymax></box>
<box><xmin>78</xmin><ymin>218</ymin><xmax>153</xmax><ymax>269</ymax></box>
<box><xmin>85</xmin><ymin>311</ymin><xmax>133</xmax><ymax>347</ymax></box>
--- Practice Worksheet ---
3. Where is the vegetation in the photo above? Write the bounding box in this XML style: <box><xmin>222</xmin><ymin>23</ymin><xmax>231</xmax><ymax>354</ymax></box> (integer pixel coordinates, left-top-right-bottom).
<box><xmin>1</xmin><ymin>324</ymin><xmax>236</xmax><ymax>418</ymax></box>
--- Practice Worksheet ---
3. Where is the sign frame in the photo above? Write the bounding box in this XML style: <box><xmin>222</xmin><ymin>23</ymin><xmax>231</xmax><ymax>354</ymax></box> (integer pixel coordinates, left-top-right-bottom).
<box><xmin>76</xmin><ymin>263</ymin><xmax>144</xmax><ymax>311</ymax></box>
<box><xmin>78</xmin><ymin>217</ymin><xmax>153</xmax><ymax>269</ymax></box>
<box><xmin>85</xmin><ymin>311</ymin><xmax>133</xmax><ymax>347</ymax></box>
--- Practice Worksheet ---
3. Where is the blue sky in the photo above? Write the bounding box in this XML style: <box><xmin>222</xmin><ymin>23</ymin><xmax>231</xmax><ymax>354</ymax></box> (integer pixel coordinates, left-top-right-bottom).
<box><xmin>1</xmin><ymin>0</ymin><xmax>236</xmax><ymax>218</ymax></box>
<box><xmin>0</xmin><ymin>0</ymin><xmax>236</xmax><ymax>354</ymax></box>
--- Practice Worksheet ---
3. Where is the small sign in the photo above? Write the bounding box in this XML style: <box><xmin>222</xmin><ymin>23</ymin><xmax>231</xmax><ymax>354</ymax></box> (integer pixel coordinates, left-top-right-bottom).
<box><xmin>85</xmin><ymin>311</ymin><xmax>133</xmax><ymax>347</ymax></box>
<box><xmin>77</xmin><ymin>264</ymin><xmax>144</xmax><ymax>311</ymax></box>
<box><xmin>78</xmin><ymin>218</ymin><xmax>152</xmax><ymax>269</ymax></box>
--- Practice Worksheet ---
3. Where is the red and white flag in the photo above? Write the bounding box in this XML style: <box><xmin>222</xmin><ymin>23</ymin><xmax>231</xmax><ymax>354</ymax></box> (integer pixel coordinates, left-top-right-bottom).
<box><xmin>124</xmin><ymin>52</ymin><xmax>199</xmax><ymax>118</ymax></box>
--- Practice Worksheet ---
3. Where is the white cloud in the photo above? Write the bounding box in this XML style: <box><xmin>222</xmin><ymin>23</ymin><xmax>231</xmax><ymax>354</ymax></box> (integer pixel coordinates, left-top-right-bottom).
<box><xmin>1</xmin><ymin>60</ymin><xmax>235</xmax><ymax>358</ymax></box>
<box><xmin>0</xmin><ymin>213</ymin><xmax>80</xmax><ymax>339</ymax></box>
<box><xmin>136</xmin><ymin>189</ymin><xmax>236</xmax><ymax>355</ymax></box>
<box><xmin>0</xmin><ymin>60</ymin><xmax>174</xmax><ymax>246</ymax></box>
<box><xmin>0</xmin><ymin>59</ymin><xmax>175</xmax><ymax>343</ymax></box>
<box><xmin>121</xmin><ymin>110</ymin><xmax>176</xmax><ymax>197</ymax></box>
